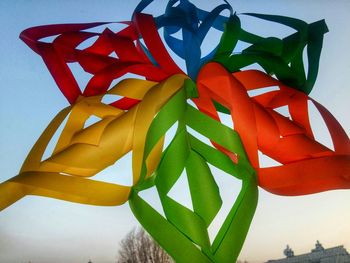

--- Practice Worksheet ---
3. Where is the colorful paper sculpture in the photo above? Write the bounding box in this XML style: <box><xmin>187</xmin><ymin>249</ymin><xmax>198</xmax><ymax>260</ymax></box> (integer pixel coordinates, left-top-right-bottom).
<box><xmin>0</xmin><ymin>0</ymin><xmax>349</xmax><ymax>262</ymax></box>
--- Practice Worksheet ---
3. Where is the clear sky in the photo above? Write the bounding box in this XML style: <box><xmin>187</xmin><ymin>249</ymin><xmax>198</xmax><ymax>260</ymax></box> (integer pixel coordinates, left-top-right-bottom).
<box><xmin>0</xmin><ymin>0</ymin><xmax>349</xmax><ymax>263</ymax></box>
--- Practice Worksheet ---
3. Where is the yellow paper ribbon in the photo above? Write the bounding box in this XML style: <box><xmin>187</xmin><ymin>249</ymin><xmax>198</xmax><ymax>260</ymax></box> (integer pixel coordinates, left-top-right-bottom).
<box><xmin>0</xmin><ymin>74</ymin><xmax>188</xmax><ymax>211</ymax></box>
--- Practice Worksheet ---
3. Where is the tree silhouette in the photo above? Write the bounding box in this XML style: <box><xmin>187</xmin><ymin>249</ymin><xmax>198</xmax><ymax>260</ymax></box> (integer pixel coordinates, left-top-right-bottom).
<box><xmin>117</xmin><ymin>228</ymin><xmax>173</xmax><ymax>263</ymax></box>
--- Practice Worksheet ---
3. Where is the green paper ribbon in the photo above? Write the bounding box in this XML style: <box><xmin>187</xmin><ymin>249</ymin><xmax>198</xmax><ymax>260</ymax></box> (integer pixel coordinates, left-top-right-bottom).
<box><xmin>130</xmin><ymin>81</ymin><xmax>258</xmax><ymax>263</ymax></box>
<box><xmin>213</xmin><ymin>13</ymin><xmax>328</xmax><ymax>98</ymax></box>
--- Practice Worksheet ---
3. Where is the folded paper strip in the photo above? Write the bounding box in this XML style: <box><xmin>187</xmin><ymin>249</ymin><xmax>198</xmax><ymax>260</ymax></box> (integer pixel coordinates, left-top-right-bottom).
<box><xmin>195</xmin><ymin>62</ymin><xmax>350</xmax><ymax>196</ymax></box>
<box><xmin>0</xmin><ymin>0</ymin><xmax>349</xmax><ymax>262</ymax></box>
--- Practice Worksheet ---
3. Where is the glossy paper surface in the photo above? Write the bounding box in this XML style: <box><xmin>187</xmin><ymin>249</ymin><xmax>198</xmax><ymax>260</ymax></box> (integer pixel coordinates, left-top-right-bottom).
<box><xmin>1</xmin><ymin>0</ymin><xmax>349</xmax><ymax>262</ymax></box>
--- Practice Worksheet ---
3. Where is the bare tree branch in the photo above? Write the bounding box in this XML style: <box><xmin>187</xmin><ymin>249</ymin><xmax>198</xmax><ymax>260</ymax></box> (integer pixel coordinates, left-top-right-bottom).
<box><xmin>117</xmin><ymin>227</ymin><xmax>173</xmax><ymax>263</ymax></box>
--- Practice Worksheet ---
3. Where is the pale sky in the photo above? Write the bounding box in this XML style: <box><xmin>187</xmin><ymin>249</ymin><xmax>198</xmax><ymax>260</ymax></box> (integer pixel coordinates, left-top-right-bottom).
<box><xmin>0</xmin><ymin>1</ymin><xmax>349</xmax><ymax>263</ymax></box>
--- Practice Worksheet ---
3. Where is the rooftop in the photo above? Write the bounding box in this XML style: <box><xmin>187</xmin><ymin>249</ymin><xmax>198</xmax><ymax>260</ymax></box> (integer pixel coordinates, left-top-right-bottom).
<box><xmin>266</xmin><ymin>241</ymin><xmax>350</xmax><ymax>263</ymax></box>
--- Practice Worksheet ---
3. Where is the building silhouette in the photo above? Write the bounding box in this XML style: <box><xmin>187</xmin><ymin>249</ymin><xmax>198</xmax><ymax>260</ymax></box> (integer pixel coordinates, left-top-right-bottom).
<box><xmin>266</xmin><ymin>241</ymin><xmax>350</xmax><ymax>263</ymax></box>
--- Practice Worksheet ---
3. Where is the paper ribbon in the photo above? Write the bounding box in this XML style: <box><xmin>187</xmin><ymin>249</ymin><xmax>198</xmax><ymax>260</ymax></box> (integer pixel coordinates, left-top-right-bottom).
<box><xmin>135</xmin><ymin>0</ymin><xmax>327</xmax><ymax>93</ymax></box>
<box><xmin>195</xmin><ymin>62</ymin><xmax>350</xmax><ymax>196</ymax></box>
<box><xmin>130</xmin><ymin>83</ymin><xmax>257</xmax><ymax>263</ymax></box>
<box><xmin>0</xmin><ymin>75</ymin><xmax>258</xmax><ymax>263</ymax></box>
<box><xmin>19</xmin><ymin>13</ymin><xmax>184</xmax><ymax>104</ymax></box>
<box><xmin>0</xmin><ymin>74</ymin><xmax>188</xmax><ymax>209</ymax></box>
<box><xmin>1</xmin><ymin>1</ymin><xmax>349</xmax><ymax>262</ymax></box>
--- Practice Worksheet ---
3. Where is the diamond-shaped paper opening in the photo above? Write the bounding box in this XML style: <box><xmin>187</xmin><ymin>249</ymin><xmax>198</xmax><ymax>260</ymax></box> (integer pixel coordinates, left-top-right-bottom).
<box><xmin>76</xmin><ymin>35</ymin><xmax>99</xmax><ymax>50</ymax></box>
<box><xmin>83</xmin><ymin>115</ymin><xmax>102</xmax><ymax>129</ymax></box>
<box><xmin>167</xmin><ymin>168</ymin><xmax>194</xmax><ymax>212</ymax></box>
<box><xmin>273</xmin><ymin>105</ymin><xmax>292</xmax><ymax>120</ymax></box>
<box><xmin>307</xmin><ymin>100</ymin><xmax>334</xmax><ymax>151</ymax></box>
<box><xmin>41</xmin><ymin>112</ymin><xmax>71</xmax><ymax>161</ymax></box>
<box><xmin>67</xmin><ymin>62</ymin><xmax>94</xmax><ymax>94</ymax></box>
<box><xmin>187</xmin><ymin>126</ymin><xmax>213</xmax><ymax>148</ymax></box>
<box><xmin>207</xmin><ymin>163</ymin><xmax>242</xmax><ymax>244</ymax></box>
<box><xmin>101</xmin><ymin>94</ymin><xmax>124</xmax><ymax>105</ymax></box>
<box><xmin>247</xmin><ymin>85</ymin><xmax>280</xmax><ymax>97</ymax></box>
<box><xmin>258</xmin><ymin>150</ymin><xmax>282</xmax><ymax>168</ymax></box>
<box><xmin>138</xmin><ymin>186</ymin><xmax>166</xmax><ymax>218</ymax></box>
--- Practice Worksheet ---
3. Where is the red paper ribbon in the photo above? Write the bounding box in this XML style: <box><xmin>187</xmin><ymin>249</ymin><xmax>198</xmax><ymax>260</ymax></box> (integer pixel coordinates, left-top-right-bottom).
<box><xmin>20</xmin><ymin>14</ymin><xmax>183</xmax><ymax>105</ymax></box>
<box><xmin>195</xmin><ymin>62</ymin><xmax>350</xmax><ymax>195</ymax></box>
